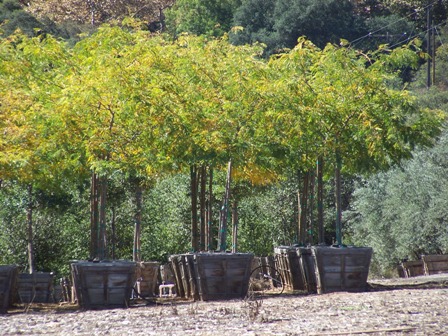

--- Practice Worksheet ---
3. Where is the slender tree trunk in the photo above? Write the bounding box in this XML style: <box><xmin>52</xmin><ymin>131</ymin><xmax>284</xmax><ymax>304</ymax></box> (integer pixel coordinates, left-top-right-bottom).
<box><xmin>90</xmin><ymin>172</ymin><xmax>99</xmax><ymax>259</ymax></box>
<box><xmin>231</xmin><ymin>201</ymin><xmax>238</xmax><ymax>253</ymax></box>
<box><xmin>309</xmin><ymin>170</ymin><xmax>315</xmax><ymax>245</ymax></box>
<box><xmin>199</xmin><ymin>165</ymin><xmax>206</xmax><ymax>251</ymax></box>
<box><xmin>27</xmin><ymin>184</ymin><xmax>34</xmax><ymax>274</ymax></box>
<box><xmin>190</xmin><ymin>165</ymin><xmax>198</xmax><ymax>252</ymax></box>
<box><xmin>111</xmin><ymin>206</ymin><xmax>116</xmax><ymax>260</ymax></box>
<box><xmin>335</xmin><ymin>151</ymin><xmax>342</xmax><ymax>246</ymax></box>
<box><xmin>298</xmin><ymin>171</ymin><xmax>310</xmax><ymax>245</ymax></box>
<box><xmin>98</xmin><ymin>176</ymin><xmax>107</xmax><ymax>259</ymax></box>
<box><xmin>218</xmin><ymin>160</ymin><xmax>232</xmax><ymax>252</ymax></box>
<box><xmin>206</xmin><ymin>166</ymin><xmax>213</xmax><ymax>251</ymax></box>
<box><xmin>133</xmin><ymin>183</ymin><xmax>142</xmax><ymax>262</ymax></box>
<box><xmin>317</xmin><ymin>157</ymin><xmax>325</xmax><ymax>245</ymax></box>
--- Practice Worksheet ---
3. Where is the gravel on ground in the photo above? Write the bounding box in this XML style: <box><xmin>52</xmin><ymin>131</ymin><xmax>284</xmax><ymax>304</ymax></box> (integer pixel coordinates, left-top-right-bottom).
<box><xmin>1</xmin><ymin>285</ymin><xmax>448</xmax><ymax>335</ymax></box>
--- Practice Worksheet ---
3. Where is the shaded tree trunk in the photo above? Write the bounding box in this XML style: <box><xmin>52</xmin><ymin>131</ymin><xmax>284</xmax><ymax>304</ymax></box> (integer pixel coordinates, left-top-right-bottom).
<box><xmin>335</xmin><ymin>151</ymin><xmax>342</xmax><ymax>246</ymax></box>
<box><xmin>308</xmin><ymin>170</ymin><xmax>315</xmax><ymax>245</ymax></box>
<box><xmin>90</xmin><ymin>172</ymin><xmax>99</xmax><ymax>259</ymax></box>
<box><xmin>298</xmin><ymin>171</ymin><xmax>310</xmax><ymax>245</ymax></box>
<box><xmin>111</xmin><ymin>206</ymin><xmax>116</xmax><ymax>260</ymax></box>
<box><xmin>133</xmin><ymin>183</ymin><xmax>143</xmax><ymax>262</ymax></box>
<box><xmin>218</xmin><ymin>160</ymin><xmax>232</xmax><ymax>252</ymax></box>
<box><xmin>317</xmin><ymin>157</ymin><xmax>325</xmax><ymax>245</ymax></box>
<box><xmin>206</xmin><ymin>166</ymin><xmax>213</xmax><ymax>251</ymax></box>
<box><xmin>190</xmin><ymin>165</ymin><xmax>199</xmax><ymax>252</ymax></box>
<box><xmin>199</xmin><ymin>165</ymin><xmax>206</xmax><ymax>251</ymax></box>
<box><xmin>231</xmin><ymin>201</ymin><xmax>238</xmax><ymax>253</ymax></box>
<box><xmin>98</xmin><ymin>175</ymin><xmax>107</xmax><ymax>259</ymax></box>
<box><xmin>27</xmin><ymin>184</ymin><xmax>34</xmax><ymax>274</ymax></box>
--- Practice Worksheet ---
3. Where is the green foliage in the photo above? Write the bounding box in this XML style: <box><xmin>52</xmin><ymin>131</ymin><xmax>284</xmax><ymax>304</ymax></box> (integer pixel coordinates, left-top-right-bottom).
<box><xmin>411</xmin><ymin>26</ymin><xmax>448</xmax><ymax>92</ymax></box>
<box><xmin>228</xmin><ymin>0</ymin><xmax>276</xmax><ymax>51</ymax></box>
<box><xmin>0</xmin><ymin>175</ymin><xmax>140</xmax><ymax>276</ymax></box>
<box><xmin>354</xmin><ymin>14</ymin><xmax>416</xmax><ymax>51</ymax></box>
<box><xmin>0</xmin><ymin>31</ymin><xmax>83</xmax><ymax>190</ymax></box>
<box><xmin>377</xmin><ymin>0</ymin><xmax>448</xmax><ymax>28</ymax></box>
<box><xmin>0</xmin><ymin>180</ymin><xmax>90</xmax><ymax>276</ymax></box>
<box><xmin>237</xmin><ymin>181</ymin><xmax>297</xmax><ymax>255</ymax></box>
<box><xmin>140</xmin><ymin>174</ymin><xmax>192</xmax><ymax>262</ymax></box>
<box><xmin>165</xmin><ymin>0</ymin><xmax>241</xmax><ymax>37</ymax></box>
<box><xmin>0</xmin><ymin>0</ymin><xmax>44</xmax><ymax>36</ymax></box>
<box><xmin>347</xmin><ymin>128</ymin><xmax>448</xmax><ymax>275</ymax></box>
<box><xmin>343</xmin><ymin>26</ymin><xmax>448</xmax><ymax>276</ymax></box>
<box><xmin>231</xmin><ymin>0</ymin><xmax>367</xmax><ymax>56</ymax></box>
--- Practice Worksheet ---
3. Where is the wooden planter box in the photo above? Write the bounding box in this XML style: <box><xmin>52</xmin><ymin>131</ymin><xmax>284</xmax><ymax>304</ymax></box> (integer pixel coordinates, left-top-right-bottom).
<box><xmin>71</xmin><ymin>261</ymin><xmax>136</xmax><ymax>309</ymax></box>
<box><xmin>274</xmin><ymin>246</ymin><xmax>306</xmax><ymax>291</ymax></box>
<box><xmin>168</xmin><ymin>254</ymin><xmax>197</xmax><ymax>299</ymax></box>
<box><xmin>297</xmin><ymin>247</ymin><xmax>317</xmax><ymax>293</ymax></box>
<box><xmin>401</xmin><ymin>260</ymin><xmax>424</xmax><ymax>277</ymax></box>
<box><xmin>169</xmin><ymin>253</ymin><xmax>253</xmax><ymax>301</ymax></box>
<box><xmin>397</xmin><ymin>263</ymin><xmax>407</xmax><ymax>278</ymax></box>
<box><xmin>312</xmin><ymin>246</ymin><xmax>372</xmax><ymax>294</ymax></box>
<box><xmin>160</xmin><ymin>263</ymin><xmax>176</xmax><ymax>285</ymax></box>
<box><xmin>0</xmin><ymin>265</ymin><xmax>18</xmax><ymax>314</ymax></box>
<box><xmin>135</xmin><ymin>261</ymin><xmax>160</xmax><ymax>298</ymax></box>
<box><xmin>422</xmin><ymin>254</ymin><xmax>448</xmax><ymax>276</ymax></box>
<box><xmin>193</xmin><ymin>253</ymin><xmax>253</xmax><ymax>301</ymax></box>
<box><xmin>16</xmin><ymin>272</ymin><xmax>54</xmax><ymax>304</ymax></box>
<box><xmin>252</xmin><ymin>256</ymin><xmax>276</xmax><ymax>274</ymax></box>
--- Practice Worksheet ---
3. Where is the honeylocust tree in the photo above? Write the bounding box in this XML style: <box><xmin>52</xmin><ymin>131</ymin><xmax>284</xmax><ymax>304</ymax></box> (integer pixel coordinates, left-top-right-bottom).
<box><xmin>0</xmin><ymin>32</ymin><xmax>77</xmax><ymax>272</ymax></box>
<box><xmin>262</xmin><ymin>38</ymin><xmax>444</xmax><ymax>245</ymax></box>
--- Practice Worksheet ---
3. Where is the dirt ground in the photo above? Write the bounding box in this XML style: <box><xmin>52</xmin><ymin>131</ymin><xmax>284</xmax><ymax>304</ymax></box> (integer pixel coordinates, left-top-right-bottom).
<box><xmin>2</xmin><ymin>276</ymin><xmax>448</xmax><ymax>336</ymax></box>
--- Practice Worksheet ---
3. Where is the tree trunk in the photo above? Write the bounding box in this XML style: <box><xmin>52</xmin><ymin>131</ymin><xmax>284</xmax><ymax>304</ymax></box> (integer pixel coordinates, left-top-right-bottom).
<box><xmin>98</xmin><ymin>175</ymin><xmax>107</xmax><ymax>259</ymax></box>
<box><xmin>298</xmin><ymin>171</ymin><xmax>310</xmax><ymax>245</ymax></box>
<box><xmin>317</xmin><ymin>157</ymin><xmax>325</xmax><ymax>245</ymax></box>
<box><xmin>308</xmin><ymin>169</ymin><xmax>315</xmax><ymax>245</ymax></box>
<box><xmin>199</xmin><ymin>165</ymin><xmax>206</xmax><ymax>251</ymax></box>
<box><xmin>231</xmin><ymin>201</ymin><xmax>238</xmax><ymax>253</ymax></box>
<box><xmin>335</xmin><ymin>151</ymin><xmax>342</xmax><ymax>246</ymax></box>
<box><xmin>133</xmin><ymin>183</ymin><xmax>142</xmax><ymax>262</ymax></box>
<box><xmin>90</xmin><ymin>172</ymin><xmax>99</xmax><ymax>259</ymax></box>
<box><xmin>26</xmin><ymin>184</ymin><xmax>34</xmax><ymax>274</ymax></box>
<box><xmin>190</xmin><ymin>165</ymin><xmax>199</xmax><ymax>252</ymax></box>
<box><xmin>218</xmin><ymin>160</ymin><xmax>232</xmax><ymax>252</ymax></box>
<box><xmin>111</xmin><ymin>206</ymin><xmax>116</xmax><ymax>260</ymax></box>
<box><xmin>206</xmin><ymin>166</ymin><xmax>213</xmax><ymax>251</ymax></box>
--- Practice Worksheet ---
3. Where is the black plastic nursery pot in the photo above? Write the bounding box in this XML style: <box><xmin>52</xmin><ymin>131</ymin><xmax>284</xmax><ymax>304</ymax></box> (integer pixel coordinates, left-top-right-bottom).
<box><xmin>312</xmin><ymin>246</ymin><xmax>373</xmax><ymax>294</ymax></box>
<box><xmin>71</xmin><ymin>260</ymin><xmax>136</xmax><ymax>309</ymax></box>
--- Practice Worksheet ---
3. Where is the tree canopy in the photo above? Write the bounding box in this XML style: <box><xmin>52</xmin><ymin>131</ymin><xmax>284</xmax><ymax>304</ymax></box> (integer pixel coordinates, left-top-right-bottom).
<box><xmin>1</xmin><ymin>23</ymin><xmax>443</xmax><ymax>209</ymax></box>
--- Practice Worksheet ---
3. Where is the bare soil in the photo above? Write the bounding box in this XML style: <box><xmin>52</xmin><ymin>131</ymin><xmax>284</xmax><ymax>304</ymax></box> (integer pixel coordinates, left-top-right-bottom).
<box><xmin>1</xmin><ymin>276</ymin><xmax>448</xmax><ymax>335</ymax></box>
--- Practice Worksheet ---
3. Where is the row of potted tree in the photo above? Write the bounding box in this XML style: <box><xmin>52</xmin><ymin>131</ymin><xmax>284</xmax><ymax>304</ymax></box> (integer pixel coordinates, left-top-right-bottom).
<box><xmin>0</xmin><ymin>21</ymin><xmax>443</xmax><ymax>309</ymax></box>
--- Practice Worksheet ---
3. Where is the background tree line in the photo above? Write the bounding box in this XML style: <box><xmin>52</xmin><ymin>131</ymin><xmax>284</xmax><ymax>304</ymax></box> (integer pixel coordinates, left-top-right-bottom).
<box><xmin>1</xmin><ymin>0</ymin><xmax>447</xmax><ymax>278</ymax></box>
